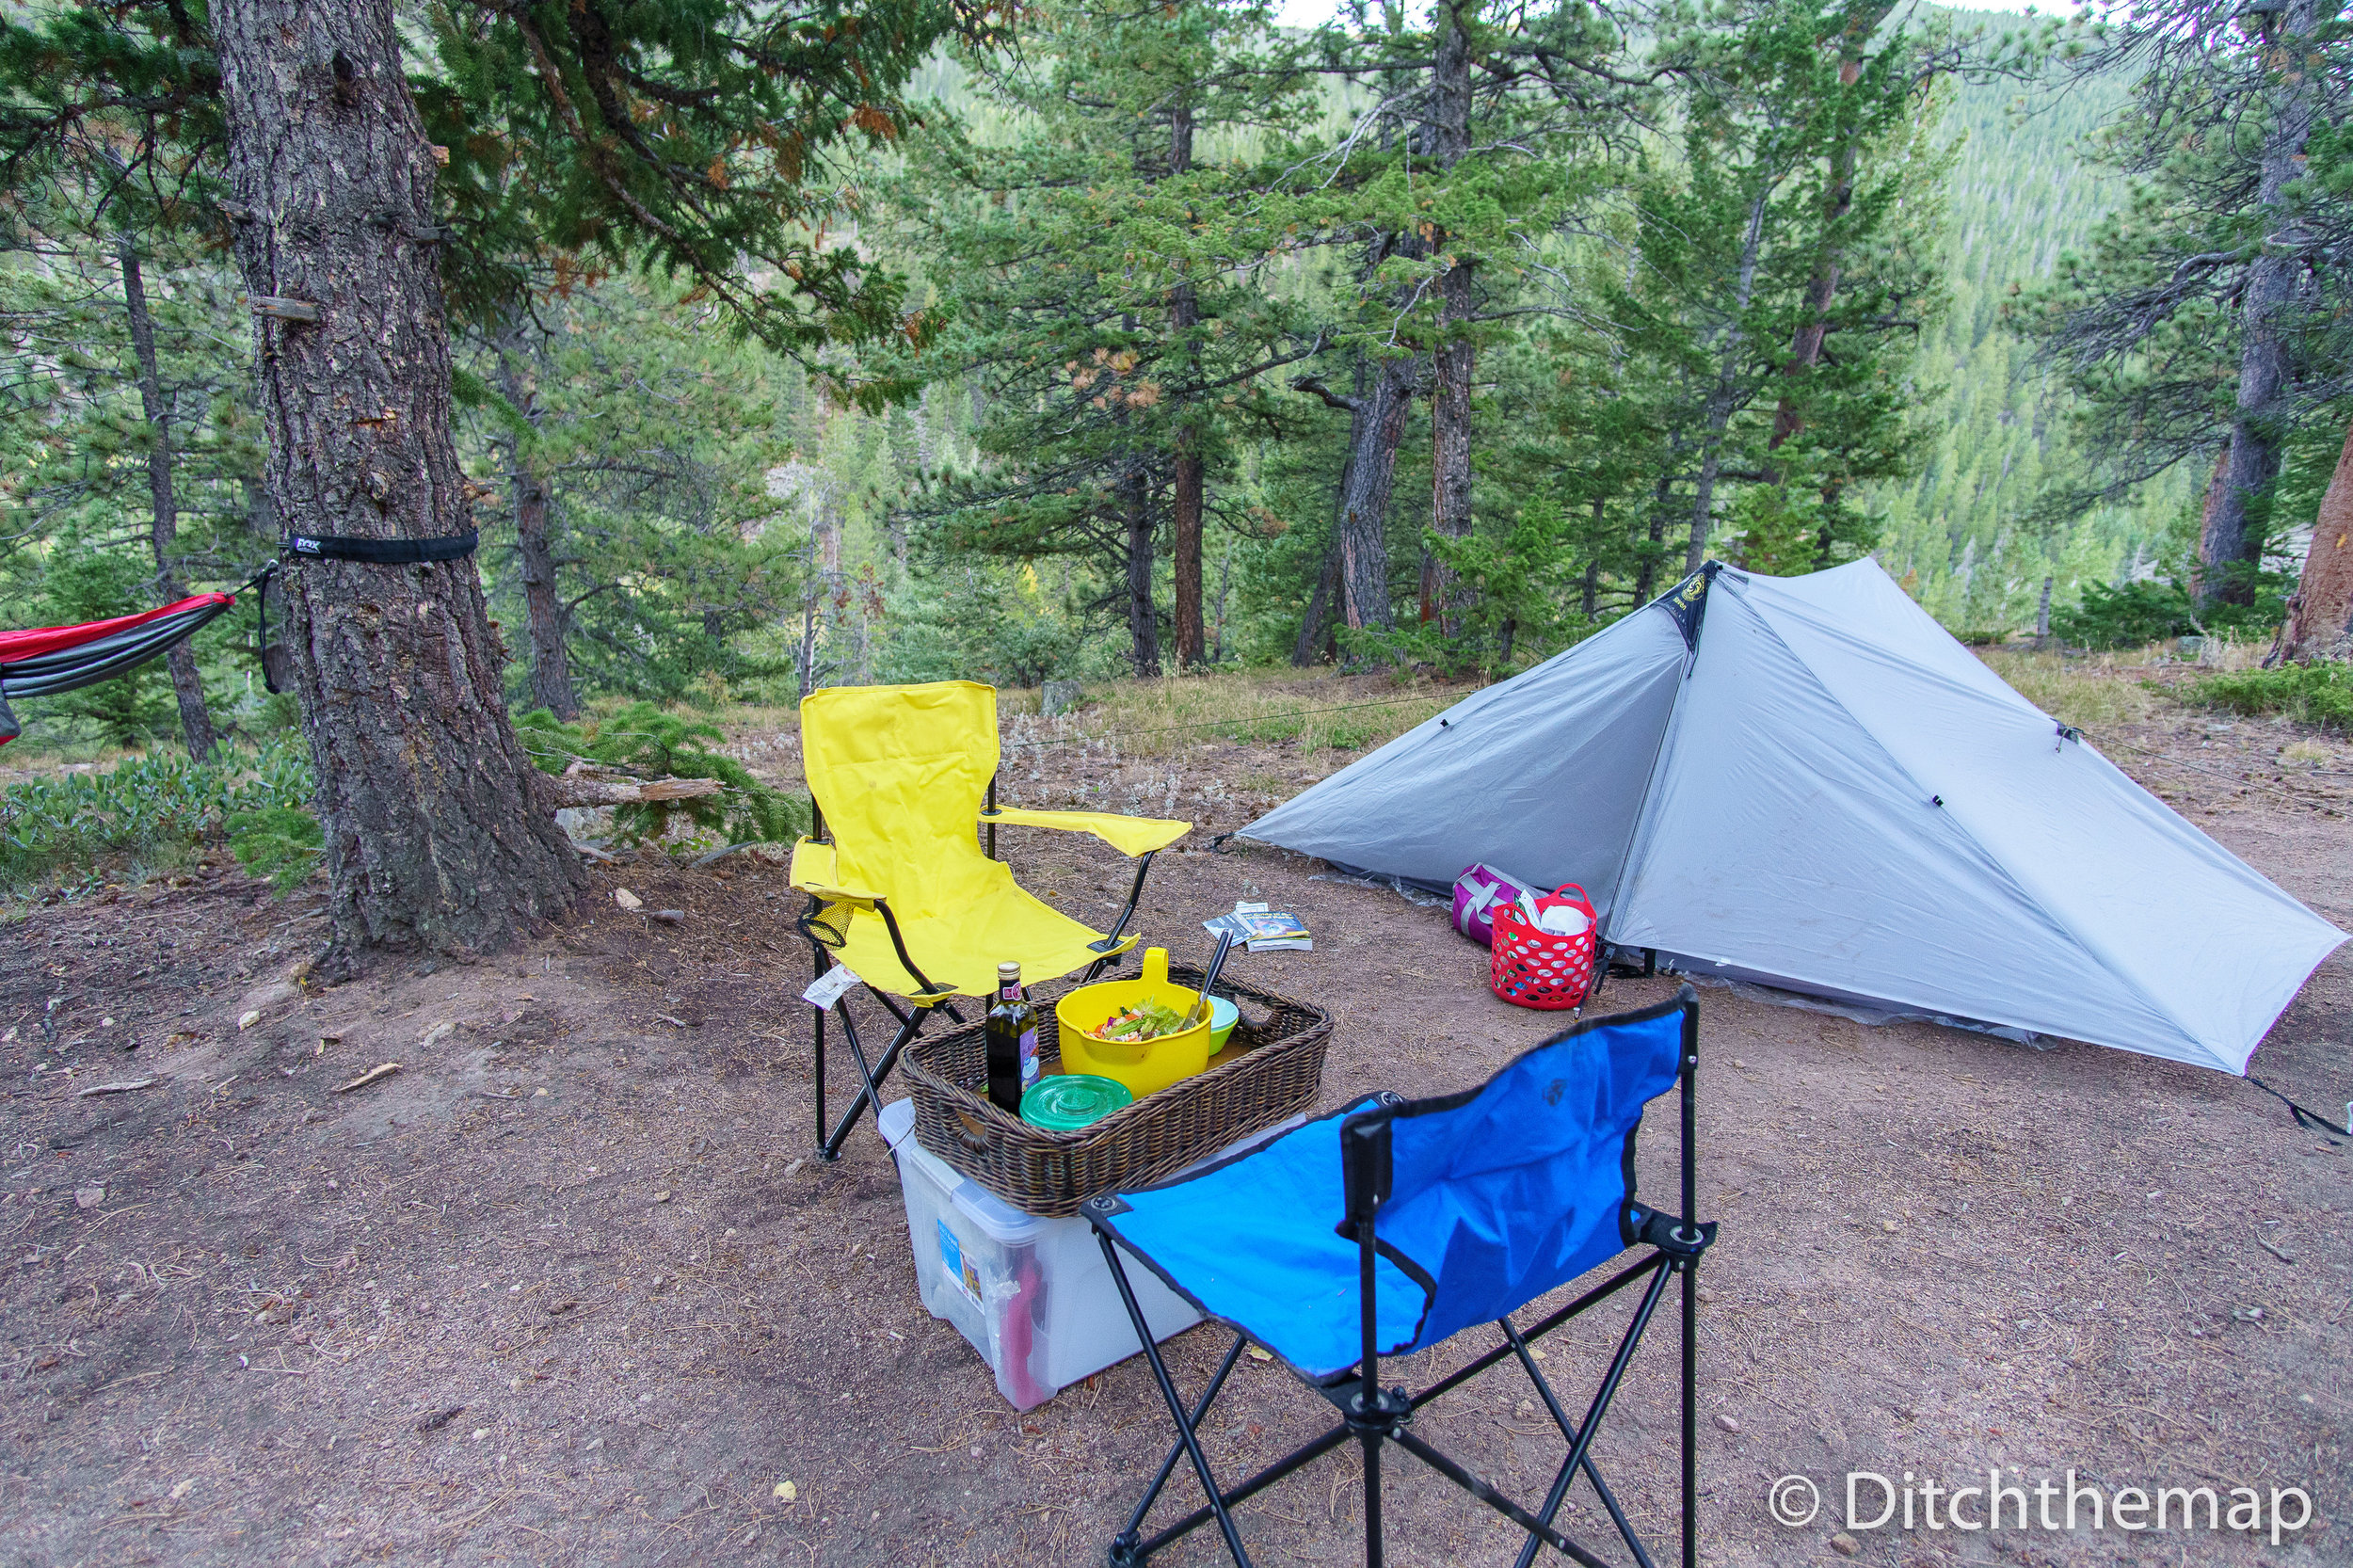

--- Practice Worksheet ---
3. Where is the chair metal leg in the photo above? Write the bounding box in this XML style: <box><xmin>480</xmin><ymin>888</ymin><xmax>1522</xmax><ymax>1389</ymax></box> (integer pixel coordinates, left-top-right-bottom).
<box><xmin>1360</xmin><ymin>1429</ymin><xmax>1383</xmax><ymax>1568</ymax></box>
<box><xmin>1683</xmin><ymin>1257</ymin><xmax>1698</xmax><ymax>1568</ymax></box>
<box><xmin>1098</xmin><ymin>1233</ymin><xmax>1256</xmax><ymax>1568</ymax></box>
<box><xmin>1387</xmin><ymin>1430</ymin><xmax>1600</xmax><ymax>1567</ymax></box>
<box><xmin>1503</xmin><ymin>1318</ymin><xmax>1655</xmax><ymax>1568</ymax></box>
<box><xmin>1123</xmin><ymin>1421</ymin><xmax>1353</xmax><ymax>1560</ymax></box>
<box><xmin>817</xmin><ymin>999</ymin><xmax>929</xmax><ymax>1161</ymax></box>
<box><xmin>811</xmin><ymin>994</ymin><xmax>826</xmax><ymax>1149</ymax></box>
<box><xmin>1514</xmin><ymin>1262</ymin><xmax>1676</xmax><ymax>1568</ymax></box>
<box><xmin>1120</xmin><ymin>1333</ymin><xmax>1249</xmax><ymax>1553</ymax></box>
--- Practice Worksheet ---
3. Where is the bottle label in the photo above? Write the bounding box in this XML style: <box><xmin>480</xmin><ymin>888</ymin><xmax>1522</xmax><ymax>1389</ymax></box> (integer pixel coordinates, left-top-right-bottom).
<box><xmin>1019</xmin><ymin>1026</ymin><xmax>1039</xmax><ymax>1087</ymax></box>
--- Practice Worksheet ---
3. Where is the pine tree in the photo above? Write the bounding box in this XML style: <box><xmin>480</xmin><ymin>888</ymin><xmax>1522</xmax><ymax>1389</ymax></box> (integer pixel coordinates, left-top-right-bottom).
<box><xmin>1285</xmin><ymin>0</ymin><xmax>1645</xmax><ymax>639</ymax></box>
<box><xmin>1605</xmin><ymin>0</ymin><xmax>1958</xmax><ymax>579</ymax></box>
<box><xmin>2026</xmin><ymin>0</ymin><xmax>2353</xmax><ymax>610</ymax></box>
<box><xmin>0</xmin><ymin>0</ymin><xmax>981</xmax><ymax>963</ymax></box>
<box><xmin>461</xmin><ymin>280</ymin><xmax>803</xmax><ymax>715</ymax></box>
<box><xmin>888</xmin><ymin>0</ymin><xmax>1322</xmax><ymax>677</ymax></box>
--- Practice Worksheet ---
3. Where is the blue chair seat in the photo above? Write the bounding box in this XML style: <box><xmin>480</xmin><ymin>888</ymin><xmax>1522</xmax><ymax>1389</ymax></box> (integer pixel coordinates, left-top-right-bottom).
<box><xmin>1096</xmin><ymin>1002</ymin><xmax>1683</xmax><ymax>1382</ymax></box>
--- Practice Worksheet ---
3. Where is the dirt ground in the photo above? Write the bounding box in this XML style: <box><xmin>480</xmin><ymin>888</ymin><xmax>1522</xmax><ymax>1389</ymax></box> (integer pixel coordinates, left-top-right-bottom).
<box><xmin>1</xmin><ymin>678</ymin><xmax>2347</xmax><ymax>1567</ymax></box>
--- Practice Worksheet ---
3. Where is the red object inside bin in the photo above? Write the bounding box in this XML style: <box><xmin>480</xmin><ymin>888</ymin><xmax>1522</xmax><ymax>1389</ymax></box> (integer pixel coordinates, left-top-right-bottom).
<box><xmin>1489</xmin><ymin>884</ymin><xmax>1599</xmax><ymax>1011</ymax></box>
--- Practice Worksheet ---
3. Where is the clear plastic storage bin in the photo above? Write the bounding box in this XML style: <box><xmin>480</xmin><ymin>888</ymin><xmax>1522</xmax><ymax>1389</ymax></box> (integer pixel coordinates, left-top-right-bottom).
<box><xmin>877</xmin><ymin>1097</ymin><xmax>1297</xmax><ymax>1410</ymax></box>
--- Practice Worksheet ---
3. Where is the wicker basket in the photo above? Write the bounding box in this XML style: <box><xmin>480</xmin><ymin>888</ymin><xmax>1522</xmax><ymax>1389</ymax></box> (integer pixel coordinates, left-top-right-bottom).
<box><xmin>901</xmin><ymin>965</ymin><xmax>1332</xmax><ymax>1217</ymax></box>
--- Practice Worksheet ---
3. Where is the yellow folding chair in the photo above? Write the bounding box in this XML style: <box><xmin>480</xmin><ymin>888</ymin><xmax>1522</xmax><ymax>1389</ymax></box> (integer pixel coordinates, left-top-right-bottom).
<box><xmin>792</xmin><ymin>680</ymin><xmax>1191</xmax><ymax>1159</ymax></box>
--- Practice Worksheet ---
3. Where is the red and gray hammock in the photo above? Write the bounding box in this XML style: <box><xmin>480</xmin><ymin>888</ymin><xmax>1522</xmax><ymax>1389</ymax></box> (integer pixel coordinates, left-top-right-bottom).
<box><xmin>0</xmin><ymin>527</ymin><xmax>475</xmax><ymax>747</ymax></box>
<box><xmin>0</xmin><ymin>592</ymin><xmax>240</xmax><ymax>747</ymax></box>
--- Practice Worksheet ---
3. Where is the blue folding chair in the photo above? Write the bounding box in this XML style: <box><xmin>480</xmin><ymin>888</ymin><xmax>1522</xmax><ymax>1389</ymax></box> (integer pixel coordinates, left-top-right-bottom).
<box><xmin>1085</xmin><ymin>987</ymin><xmax>1715</xmax><ymax>1568</ymax></box>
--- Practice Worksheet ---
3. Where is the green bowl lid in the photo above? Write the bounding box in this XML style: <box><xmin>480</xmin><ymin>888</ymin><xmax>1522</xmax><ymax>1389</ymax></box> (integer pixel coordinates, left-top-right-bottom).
<box><xmin>1020</xmin><ymin>1073</ymin><xmax>1134</xmax><ymax>1131</ymax></box>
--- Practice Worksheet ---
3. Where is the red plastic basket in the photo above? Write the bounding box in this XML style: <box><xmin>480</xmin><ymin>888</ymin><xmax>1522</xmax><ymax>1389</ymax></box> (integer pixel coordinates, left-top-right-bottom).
<box><xmin>1490</xmin><ymin>883</ymin><xmax>1599</xmax><ymax>1011</ymax></box>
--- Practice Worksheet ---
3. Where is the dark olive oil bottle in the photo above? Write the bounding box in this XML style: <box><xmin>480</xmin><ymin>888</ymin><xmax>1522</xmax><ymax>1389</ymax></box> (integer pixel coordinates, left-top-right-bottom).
<box><xmin>984</xmin><ymin>961</ymin><xmax>1038</xmax><ymax>1113</ymax></box>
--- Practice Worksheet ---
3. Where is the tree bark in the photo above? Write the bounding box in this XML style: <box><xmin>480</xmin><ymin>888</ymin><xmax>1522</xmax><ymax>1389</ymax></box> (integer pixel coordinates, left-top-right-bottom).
<box><xmin>1168</xmin><ymin>102</ymin><xmax>1207</xmax><ymax>670</ymax></box>
<box><xmin>2271</xmin><ymin>417</ymin><xmax>2353</xmax><ymax>663</ymax></box>
<box><xmin>1636</xmin><ymin>471</ymin><xmax>1673</xmax><ymax>600</ymax></box>
<box><xmin>1423</xmin><ymin>0</ymin><xmax>1479</xmax><ymax>632</ymax></box>
<box><xmin>512</xmin><ymin>454</ymin><xmax>576</xmax><ymax>718</ymax></box>
<box><xmin>1337</xmin><ymin>359</ymin><xmax>1415</xmax><ymax>632</ymax></box>
<box><xmin>213</xmin><ymin>0</ymin><xmax>584</xmax><ymax>964</ymax></box>
<box><xmin>1294</xmin><ymin>357</ymin><xmax>1364</xmax><ymax>665</ymax></box>
<box><xmin>1294</xmin><ymin>538</ymin><xmax>1342</xmax><ymax>668</ymax></box>
<box><xmin>490</xmin><ymin>345</ymin><xmax>578</xmax><ymax>719</ymax></box>
<box><xmin>2201</xmin><ymin>0</ymin><xmax>2319</xmax><ymax>608</ymax></box>
<box><xmin>2189</xmin><ymin>439</ymin><xmax>2233</xmax><ymax>604</ymax></box>
<box><xmin>1172</xmin><ymin>431</ymin><xmax>1205</xmax><ymax>667</ymax></box>
<box><xmin>1295</xmin><ymin>349</ymin><xmax>1413</xmax><ymax>637</ymax></box>
<box><xmin>1688</xmin><ymin>187</ymin><xmax>1772</xmax><ymax>572</ymax></box>
<box><xmin>1582</xmin><ymin>500</ymin><xmax>1604</xmax><ymax>617</ymax></box>
<box><xmin>1122</xmin><ymin>462</ymin><xmax>1160</xmax><ymax>677</ymax></box>
<box><xmin>118</xmin><ymin>238</ymin><xmax>216</xmax><ymax>762</ymax></box>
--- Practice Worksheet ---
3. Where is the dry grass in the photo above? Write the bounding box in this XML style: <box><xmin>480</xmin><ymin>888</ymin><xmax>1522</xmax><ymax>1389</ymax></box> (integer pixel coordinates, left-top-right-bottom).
<box><xmin>1001</xmin><ymin>669</ymin><xmax>1461</xmax><ymax>760</ymax></box>
<box><xmin>689</xmin><ymin>648</ymin><xmax>2248</xmax><ymax>807</ymax></box>
<box><xmin>1977</xmin><ymin>648</ymin><xmax>2165</xmax><ymax>729</ymax></box>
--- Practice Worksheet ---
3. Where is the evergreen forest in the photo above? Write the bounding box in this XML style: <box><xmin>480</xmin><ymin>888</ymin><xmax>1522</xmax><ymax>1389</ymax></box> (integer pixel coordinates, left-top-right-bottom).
<box><xmin>3</xmin><ymin>0</ymin><xmax>2345</xmax><ymax>765</ymax></box>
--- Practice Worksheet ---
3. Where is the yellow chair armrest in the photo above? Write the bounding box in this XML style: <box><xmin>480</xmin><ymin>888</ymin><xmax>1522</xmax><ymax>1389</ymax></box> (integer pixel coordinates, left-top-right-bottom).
<box><xmin>789</xmin><ymin>837</ymin><xmax>884</xmax><ymax>907</ymax></box>
<box><xmin>980</xmin><ymin>808</ymin><xmax>1191</xmax><ymax>858</ymax></box>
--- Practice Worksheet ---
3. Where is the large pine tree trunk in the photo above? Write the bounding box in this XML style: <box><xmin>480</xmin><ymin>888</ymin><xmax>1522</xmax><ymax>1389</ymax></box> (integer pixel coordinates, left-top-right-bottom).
<box><xmin>2272</xmin><ymin>418</ymin><xmax>2353</xmax><ymax>663</ymax></box>
<box><xmin>1337</xmin><ymin>358</ymin><xmax>1416</xmax><ymax>632</ymax></box>
<box><xmin>1423</xmin><ymin>0</ymin><xmax>1477</xmax><ymax>631</ymax></box>
<box><xmin>2202</xmin><ymin>0</ymin><xmax>2319</xmax><ymax>608</ymax></box>
<box><xmin>213</xmin><ymin>0</ymin><xmax>583</xmax><ymax>964</ymax></box>
<box><xmin>119</xmin><ymin>239</ymin><xmax>216</xmax><ymax>763</ymax></box>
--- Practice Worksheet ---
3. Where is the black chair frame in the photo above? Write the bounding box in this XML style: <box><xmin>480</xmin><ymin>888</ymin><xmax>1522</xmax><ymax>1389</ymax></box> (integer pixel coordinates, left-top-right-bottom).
<box><xmin>1090</xmin><ymin>1000</ymin><xmax>1714</xmax><ymax>1568</ymax></box>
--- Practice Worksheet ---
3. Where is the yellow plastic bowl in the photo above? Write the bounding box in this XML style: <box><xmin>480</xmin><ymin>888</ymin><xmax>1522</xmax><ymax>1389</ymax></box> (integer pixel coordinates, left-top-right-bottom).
<box><xmin>1056</xmin><ymin>948</ymin><xmax>1212</xmax><ymax>1099</ymax></box>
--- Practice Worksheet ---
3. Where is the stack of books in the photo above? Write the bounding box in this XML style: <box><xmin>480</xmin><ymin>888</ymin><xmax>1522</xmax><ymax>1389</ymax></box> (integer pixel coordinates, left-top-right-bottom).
<box><xmin>1203</xmin><ymin>901</ymin><xmax>1312</xmax><ymax>952</ymax></box>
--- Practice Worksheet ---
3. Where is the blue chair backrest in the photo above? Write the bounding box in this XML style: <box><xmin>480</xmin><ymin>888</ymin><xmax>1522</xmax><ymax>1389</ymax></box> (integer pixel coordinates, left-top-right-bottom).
<box><xmin>1366</xmin><ymin>994</ymin><xmax>1688</xmax><ymax>1353</ymax></box>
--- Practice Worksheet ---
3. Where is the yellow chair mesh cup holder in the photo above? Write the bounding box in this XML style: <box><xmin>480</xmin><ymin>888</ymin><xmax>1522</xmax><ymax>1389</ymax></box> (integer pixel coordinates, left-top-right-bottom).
<box><xmin>792</xmin><ymin>680</ymin><xmax>1190</xmax><ymax>1160</ymax></box>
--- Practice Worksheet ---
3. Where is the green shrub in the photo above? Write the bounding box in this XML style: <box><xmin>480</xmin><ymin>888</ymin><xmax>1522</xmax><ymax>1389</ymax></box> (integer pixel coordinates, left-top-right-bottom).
<box><xmin>2052</xmin><ymin>580</ymin><xmax>2195</xmax><ymax>649</ymax></box>
<box><xmin>2053</xmin><ymin>568</ymin><xmax>2292</xmax><ymax>650</ymax></box>
<box><xmin>0</xmin><ymin>736</ymin><xmax>316</xmax><ymax>895</ymax></box>
<box><xmin>512</xmin><ymin>703</ymin><xmax>806</xmax><ymax>850</ymax></box>
<box><xmin>2186</xmin><ymin>663</ymin><xmax>2353</xmax><ymax>730</ymax></box>
<box><xmin>223</xmin><ymin>806</ymin><xmax>325</xmax><ymax>893</ymax></box>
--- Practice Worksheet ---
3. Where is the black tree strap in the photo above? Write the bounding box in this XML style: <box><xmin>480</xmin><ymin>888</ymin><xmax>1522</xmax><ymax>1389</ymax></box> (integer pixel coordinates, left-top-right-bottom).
<box><xmin>284</xmin><ymin>529</ymin><xmax>478</xmax><ymax>564</ymax></box>
<box><xmin>253</xmin><ymin>561</ymin><xmax>281</xmax><ymax>695</ymax></box>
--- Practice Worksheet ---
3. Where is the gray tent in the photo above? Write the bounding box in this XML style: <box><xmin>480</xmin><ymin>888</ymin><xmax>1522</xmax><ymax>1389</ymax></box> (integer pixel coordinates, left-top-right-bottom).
<box><xmin>1244</xmin><ymin>560</ymin><xmax>2344</xmax><ymax>1073</ymax></box>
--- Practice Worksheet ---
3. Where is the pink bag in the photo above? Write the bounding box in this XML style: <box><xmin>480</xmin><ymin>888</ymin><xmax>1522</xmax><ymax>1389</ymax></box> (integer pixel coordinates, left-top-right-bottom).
<box><xmin>1451</xmin><ymin>862</ymin><xmax>1537</xmax><ymax>947</ymax></box>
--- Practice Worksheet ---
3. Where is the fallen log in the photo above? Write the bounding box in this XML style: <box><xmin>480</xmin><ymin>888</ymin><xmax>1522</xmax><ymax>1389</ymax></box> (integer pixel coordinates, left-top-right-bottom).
<box><xmin>541</xmin><ymin>774</ymin><xmax>722</xmax><ymax>809</ymax></box>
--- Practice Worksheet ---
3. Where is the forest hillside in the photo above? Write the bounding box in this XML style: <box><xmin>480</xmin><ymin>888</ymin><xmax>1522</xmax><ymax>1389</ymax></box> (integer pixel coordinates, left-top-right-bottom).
<box><xmin>0</xmin><ymin>0</ymin><xmax>2332</xmax><ymax>772</ymax></box>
